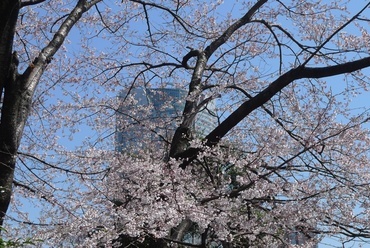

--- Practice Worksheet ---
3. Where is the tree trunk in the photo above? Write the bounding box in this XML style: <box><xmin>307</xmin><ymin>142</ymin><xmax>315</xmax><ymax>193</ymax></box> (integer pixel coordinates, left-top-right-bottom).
<box><xmin>0</xmin><ymin>0</ymin><xmax>98</xmax><ymax>230</ymax></box>
<box><xmin>0</xmin><ymin>0</ymin><xmax>20</xmax><ymax>228</ymax></box>
<box><xmin>170</xmin><ymin>218</ymin><xmax>194</xmax><ymax>245</ymax></box>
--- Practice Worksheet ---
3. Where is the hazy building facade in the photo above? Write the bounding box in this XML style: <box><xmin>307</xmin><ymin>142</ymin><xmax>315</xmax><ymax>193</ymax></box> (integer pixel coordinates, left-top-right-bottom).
<box><xmin>116</xmin><ymin>87</ymin><xmax>218</xmax><ymax>152</ymax></box>
<box><xmin>276</xmin><ymin>230</ymin><xmax>318</xmax><ymax>248</ymax></box>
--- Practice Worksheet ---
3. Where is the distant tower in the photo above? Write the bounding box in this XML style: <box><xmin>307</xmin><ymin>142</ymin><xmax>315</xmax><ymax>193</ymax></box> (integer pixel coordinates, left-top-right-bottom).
<box><xmin>116</xmin><ymin>87</ymin><xmax>217</xmax><ymax>152</ymax></box>
<box><xmin>277</xmin><ymin>230</ymin><xmax>318</xmax><ymax>248</ymax></box>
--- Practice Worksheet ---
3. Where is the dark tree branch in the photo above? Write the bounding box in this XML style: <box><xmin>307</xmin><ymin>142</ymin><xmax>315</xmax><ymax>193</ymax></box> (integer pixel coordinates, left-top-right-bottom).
<box><xmin>178</xmin><ymin>56</ymin><xmax>370</xmax><ymax>168</ymax></box>
<box><xmin>142</xmin><ymin>3</ymin><xmax>155</xmax><ymax>45</ymax></box>
<box><xmin>18</xmin><ymin>152</ymin><xmax>110</xmax><ymax>176</ymax></box>
<box><xmin>170</xmin><ymin>0</ymin><xmax>269</xmax><ymax>161</ymax></box>
<box><xmin>204</xmin><ymin>0</ymin><xmax>268</xmax><ymax>58</ymax></box>
<box><xmin>13</xmin><ymin>180</ymin><xmax>52</xmax><ymax>204</ymax></box>
<box><xmin>182</xmin><ymin>48</ymin><xmax>201</xmax><ymax>69</ymax></box>
<box><xmin>130</xmin><ymin>0</ymin><xmax>196</xmax><ymax>35</ymax></box>
<box><xmin>20</xmin><ymin>0</ymin><xmax>46</xmax><ymax>8</ymax></box>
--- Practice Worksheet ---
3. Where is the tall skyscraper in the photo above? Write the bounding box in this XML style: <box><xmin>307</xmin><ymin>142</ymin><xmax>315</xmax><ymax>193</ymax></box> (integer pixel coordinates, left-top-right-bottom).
<box><xmin>116</xmin><ymin>87</ymin><xmax>218</xmax><ymax>152</ymax></box>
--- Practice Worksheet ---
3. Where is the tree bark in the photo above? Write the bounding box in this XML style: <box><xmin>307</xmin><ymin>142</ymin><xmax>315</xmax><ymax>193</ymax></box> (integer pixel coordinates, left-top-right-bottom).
<box><xmin>170</xmin><ymin>218</ymin><xmax>194</xmax><ymax>244</ymax></box>
<box><xmin>0</xmin><ymin>0</ymin><xmax>20</xmax><ymax>228</ymax></box>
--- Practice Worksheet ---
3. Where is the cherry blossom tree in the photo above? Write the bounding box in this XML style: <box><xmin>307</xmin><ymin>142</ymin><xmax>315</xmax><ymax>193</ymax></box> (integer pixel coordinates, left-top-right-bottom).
<box><xmin>2</xmin><ymin>0</ymin><xmax>370</xmax><ymax>247</ymax></box>
<box><xmin>0</xmin><ymin>0</ymin><xmax>102</xmax><ymax>227</ymax></box>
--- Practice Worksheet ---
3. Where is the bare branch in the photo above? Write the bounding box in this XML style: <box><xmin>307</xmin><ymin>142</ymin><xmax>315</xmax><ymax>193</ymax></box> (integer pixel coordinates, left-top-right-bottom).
<box><xmin>18</xmin><ymin>152</ymin><xmax>110</xmax><ymax>176</ymax></box>
<box><xmin>20</xmin><ymin>0</ymin><xmax>46</xmax><ymax>8</ymax></box>
<box><xmin>302</xmin><ymin>2</ymin><xmax>370</xmax><ymax>66</ymax></box>
<box><xmin>130</xmin><ymin>0</ymin><xmax>196</xmax><ymax>35</ymax></box>
<box><xmin>204</xmin><ymin>0</ymin><xmax>268</xmax><ymax>58</ymax></box>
